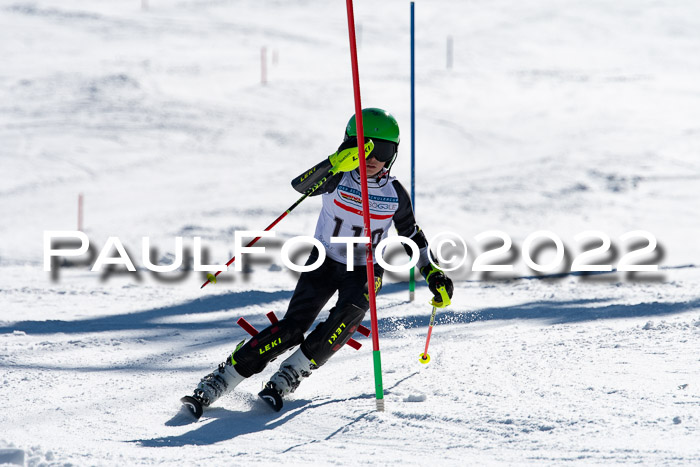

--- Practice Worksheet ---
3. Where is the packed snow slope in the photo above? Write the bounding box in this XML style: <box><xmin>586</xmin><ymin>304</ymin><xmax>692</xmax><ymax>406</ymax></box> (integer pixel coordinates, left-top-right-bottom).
<box><xmin>1</xmin><ymin>0</ymin><xmax>700</xmax><ymax>465</ymax></box>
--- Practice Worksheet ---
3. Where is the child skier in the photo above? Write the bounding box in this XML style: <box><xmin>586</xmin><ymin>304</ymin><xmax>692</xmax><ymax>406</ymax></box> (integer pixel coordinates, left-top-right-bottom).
<box><xmin>182</xmin><ymin>108</ymin><xmax>453</xmax><ymax>416</ymax></box>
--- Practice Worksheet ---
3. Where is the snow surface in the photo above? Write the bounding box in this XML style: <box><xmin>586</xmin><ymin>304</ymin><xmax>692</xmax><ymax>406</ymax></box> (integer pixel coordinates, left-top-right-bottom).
<box><xmin>1</xmin><ymin>0</ymin><xmax>700</xmax><ymax>465</ymax></box>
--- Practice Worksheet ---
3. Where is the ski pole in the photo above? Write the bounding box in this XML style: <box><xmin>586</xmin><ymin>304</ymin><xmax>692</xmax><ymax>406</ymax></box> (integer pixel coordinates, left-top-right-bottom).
<box><xmin>201</xmin><ymin>174</ymin><xmax>329</xmax><ymax>289</ymax></box>
<box><xmin>200</xmin><ymin>142</ymin><xmax>372</xmax><ymax>289</ymax></box>
<box><xmin>418</xmin><ymin>305</ymin><xmax>437</xmax><ymax>364</ymax></box>
<box><xmin>419</xmin><ymin>286</ymin><xmax>451</xmax><ymax>364</ymax></box>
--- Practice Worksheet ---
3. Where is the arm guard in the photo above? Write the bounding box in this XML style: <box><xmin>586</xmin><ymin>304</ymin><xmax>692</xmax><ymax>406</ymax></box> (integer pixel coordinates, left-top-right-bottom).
<box><xmin>291</xmin><ymin>159</ymin><xmax>342</xmax><ymax>196</ymax></box>
<box><xmin>392</xmin><ymin>180</ymin><xmax>432</xmax><ymax>269</ymax></box>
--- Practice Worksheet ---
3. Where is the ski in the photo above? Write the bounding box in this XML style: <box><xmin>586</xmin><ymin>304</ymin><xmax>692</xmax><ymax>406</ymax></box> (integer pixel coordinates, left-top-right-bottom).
<box><xmin>258</xmin><ymin>383</ymin><xmax>283</xmax><ymax>412</ymax></box>
<box><xmin>180</xmin><ymin>395</ymin><xmax>204</xmax><ymax>420</ymax></box>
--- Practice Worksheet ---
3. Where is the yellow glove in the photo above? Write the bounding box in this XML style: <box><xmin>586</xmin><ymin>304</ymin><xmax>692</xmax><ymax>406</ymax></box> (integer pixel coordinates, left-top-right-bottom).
<box><xmin>328</xmin><ymin>138</ymin><xmax>374</xmax><ymax>175</ymax></box>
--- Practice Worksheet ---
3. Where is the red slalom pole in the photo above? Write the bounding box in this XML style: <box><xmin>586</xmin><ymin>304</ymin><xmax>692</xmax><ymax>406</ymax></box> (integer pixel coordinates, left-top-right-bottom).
<box><xmin>345</xmin><ymin>0</ymin><xmax>384</xmax><ymax>412</ymax></box>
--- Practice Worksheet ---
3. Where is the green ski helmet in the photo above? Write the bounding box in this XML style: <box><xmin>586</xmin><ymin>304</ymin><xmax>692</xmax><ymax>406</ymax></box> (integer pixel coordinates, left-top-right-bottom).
<box><xmin>344</xmin><ymin>108</ymin><xmax>400</xmax><ymax>170</ymax></box>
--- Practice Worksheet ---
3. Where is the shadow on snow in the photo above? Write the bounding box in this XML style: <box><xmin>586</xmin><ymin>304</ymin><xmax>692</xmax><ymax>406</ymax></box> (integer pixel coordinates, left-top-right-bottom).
<box><xmin>134</xmin><ymin>372</ymin><xmax>419</xmax><ymax>447</ymax></box>
<box><xmin>2</xmin><ymin>283</ymin><xmax>698</xmax><ymax>340</ymax></box>
<box><xmin>0</xmin><ymin>289</ymin><xmax>293</xmax><ymax>335</ymax></box>
<box><xmin>382</xmin><ymin>296</ymin><xmax>700</xmax><ymax>335</ymax></box>
<box><xmin>135</xmin><ymin>395</ymin><xmax>372</xmax><ymax>447</ymax></box>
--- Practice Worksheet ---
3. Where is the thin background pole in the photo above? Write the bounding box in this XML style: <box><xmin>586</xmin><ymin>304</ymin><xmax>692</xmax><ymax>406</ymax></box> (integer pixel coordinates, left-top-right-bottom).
<box><xmin>261</xmin><ymin>46</ymin><xmax>268</xmax><ymax>85</ymax></box>
<box><xmin>78</xmin><ymin>193</ymin><xmax>83</xmax><ymax>232</ymax></box>
<box><xmin>409</xmin><ymin>1</ymin><xmax>416</xmax><ymax>301</ymax></box>
<box><xmin>447</xmin><ymin>35</ymin><xmax>453</xmax><ymax>70</ymax></box>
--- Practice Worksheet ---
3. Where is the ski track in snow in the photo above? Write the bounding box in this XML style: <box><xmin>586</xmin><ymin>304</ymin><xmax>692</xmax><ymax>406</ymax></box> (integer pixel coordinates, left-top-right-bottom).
<box><xmin>2</xmin><ymin>0</ymin><xmax>700</xmax><ymax>465</ymax></box>
<box><xmin>1</xmin><ymin>267</ymin><xmax>699</xmax><ymax>465</ymax></box>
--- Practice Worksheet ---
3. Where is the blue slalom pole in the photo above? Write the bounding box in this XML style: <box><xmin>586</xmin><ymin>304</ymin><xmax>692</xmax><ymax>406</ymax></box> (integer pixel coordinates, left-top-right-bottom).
<box><xmin>409</xmin><ymin>1</ymin><xmax>416</xmax><ymax>301</ymax></box>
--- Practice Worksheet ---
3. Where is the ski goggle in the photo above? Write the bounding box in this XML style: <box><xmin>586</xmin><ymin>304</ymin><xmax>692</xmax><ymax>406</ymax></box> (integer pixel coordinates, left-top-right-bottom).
<box><xmin>367</xmin><ymin>138</ymin><xmax>397</xmax><ymax>163</ymax></box>
<box><xmin>343</xmin><ymin>135</ymin><xmax>398</xmax><ymax>164</ymax></box>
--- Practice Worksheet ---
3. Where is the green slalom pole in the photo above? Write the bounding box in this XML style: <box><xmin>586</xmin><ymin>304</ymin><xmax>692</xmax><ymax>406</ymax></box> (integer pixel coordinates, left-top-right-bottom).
<box><xmin>373</xmin><ymin>350</ymin><xmax>384</xmax><ymax>410</ymax></box>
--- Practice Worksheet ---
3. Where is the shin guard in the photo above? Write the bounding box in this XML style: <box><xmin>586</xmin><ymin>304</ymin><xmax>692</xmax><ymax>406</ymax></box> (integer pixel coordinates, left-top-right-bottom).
<box><xmin>300</xmin><ymin>303</ymin><xmax>366</xmax><ymax>367</ymax></box>
<box><xmin>232</xmin><ymin>318</ymin><xmax>304</xmax><ymax>378</ymax></box>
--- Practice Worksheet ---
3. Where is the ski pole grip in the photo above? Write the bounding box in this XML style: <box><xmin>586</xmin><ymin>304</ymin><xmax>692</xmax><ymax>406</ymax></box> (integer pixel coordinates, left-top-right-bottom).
<box><xmin>430</xmin><ymin>286</ymin><xmax>451</xmax><ymax>308</ymax></box>
<box><xmin>329</xmin><ymin>140</ymin><xmax>374</xmax><ymax>175</ymax></box>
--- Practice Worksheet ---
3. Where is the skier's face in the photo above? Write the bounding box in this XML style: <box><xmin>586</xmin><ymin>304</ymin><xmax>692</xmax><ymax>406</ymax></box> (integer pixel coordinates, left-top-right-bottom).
<box><xmin>366</xmin><ymin>155</ymin><xmax>386</xmax><ymax>176</ymax></box>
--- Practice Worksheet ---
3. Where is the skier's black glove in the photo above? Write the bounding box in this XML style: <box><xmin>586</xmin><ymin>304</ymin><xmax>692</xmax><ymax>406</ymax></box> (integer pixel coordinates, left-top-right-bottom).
<box><xmin>420</xmin><ymin>265</ymin><xmax>453</xmax><ymax>308</ymax></box>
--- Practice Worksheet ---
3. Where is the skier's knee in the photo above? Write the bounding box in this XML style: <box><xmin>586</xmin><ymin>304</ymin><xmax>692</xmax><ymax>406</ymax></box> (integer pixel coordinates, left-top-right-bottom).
<box><xmin>232</xmin><ymin>319</ymin><xmax>304</xmax><ymax>377</ymax></box>
<box><xmin>354</xmin><ymin>275</ymin><xmax>383</xmax><ymax>310</ymax></box>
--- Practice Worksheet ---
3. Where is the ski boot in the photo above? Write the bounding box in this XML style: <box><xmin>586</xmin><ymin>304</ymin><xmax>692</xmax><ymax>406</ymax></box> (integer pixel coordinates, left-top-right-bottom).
<box><xmin>258</xmin><ymin>348</ymin><xmax>315</xmax><ymax>412</ymax></box>
<box><xmin>182</xmin><ymin>343</ymin><xmax>246</xmax><ymax>419</ymax></box>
